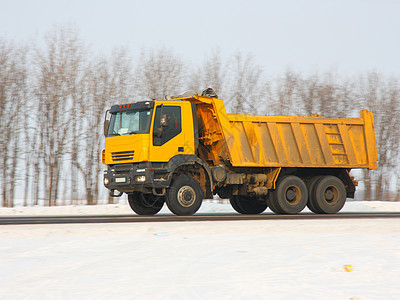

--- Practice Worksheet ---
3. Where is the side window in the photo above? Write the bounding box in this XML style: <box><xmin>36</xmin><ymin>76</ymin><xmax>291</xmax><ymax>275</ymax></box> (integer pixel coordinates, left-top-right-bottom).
<box><xmin>153</xmin><ymin>106</ymin><xmax>182</xmax><ymax>146</ymax></box>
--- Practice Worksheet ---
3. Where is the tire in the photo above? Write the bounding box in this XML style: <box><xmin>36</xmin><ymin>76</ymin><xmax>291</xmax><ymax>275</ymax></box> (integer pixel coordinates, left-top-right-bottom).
<box><xmin>229</xmin><ymin>196</ymin><xmax>268</xmax><ymax>214</ymax></box>
<box><xmin>267</xmin><ymin>191</ymin><xmax>283</xmax><ymax>214</ymax></box>
<box><xmin>307</xmin><ymin>176</ymin><xmax>324</xmax><ymax>214</ymax></box>
<box><xmin>311</xmin><ymin>176</ymin><xmax>346</xmax><ymax>214</ymax></box>
<box><xmin>229</xmin><ymin>196</ymin><xmax>244</xmax><ymax>214</ymax></box>
<box><xmin>269</xmin><ymin>175</ymin><xmax>308</xmax><ymax>214</ymax></box>
<box><xmin>128</xmin><ymin>192</ymin><xmax>164</xmax><ymax>215</ymax></box>
<box><xmin>166</xmin><ymin>175</ymin><xmax>204</xmax><ymax>216</ymax></box>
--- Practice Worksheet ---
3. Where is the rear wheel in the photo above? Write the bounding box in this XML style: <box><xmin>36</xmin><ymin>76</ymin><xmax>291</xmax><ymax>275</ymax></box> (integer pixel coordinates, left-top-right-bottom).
<box><xmin>267</xmin><ymin>192</ymin><xmax>283</xmax><ymax>214</ymax></box>
<box><xmin>306</xmin><ymin>176</ymin><xmax>323</xmax><ymax>213</ymax></box>
<box><xmin>269</xmin><ymin>175</ymin><xmax>308</xmax><ymax>214</ymax></box>
<box><xmin>166</xmin><ymin>175</ymin><xmax>204</xmax><ymax>216</ymax></box>
<box><xmin>310</xmin><ymin>176</ymin><xmax>346</xmax><ymax>214</ymax></box>
<box><xmin>128</xmin><ymin>192</ymin><xmax>164</xmax><ymax>215</ymax></box>
<box><xmin>229</xmin><ymin>196</ymin><xmax>268</xmax><ymax>214</ymax></box>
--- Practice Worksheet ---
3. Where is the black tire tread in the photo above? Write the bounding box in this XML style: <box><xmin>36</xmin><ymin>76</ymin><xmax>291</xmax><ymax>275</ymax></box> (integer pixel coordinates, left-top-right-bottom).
<box><xmin>128</xmin><ymin>192</ymin><xmax>164</xmax><ymax>215</ymax></box>
<box><xmin>166</xmin><ymin>175</ymin><xmax>204</xmax><ymax>216</ymax></box>
<box><xmin>267</xmin><ymin>191</ymin><xmax>283</xmax><ymax>214</ymax></box>
<box><xmin>271</xmin><ymin>175</ymin><xmax>308</xmax><ymax>215</ymax></box>
<box><xmin>229</xmin><ymin>196</ymin><xmax>268</xmax><ymax>214</ymax></box>
<box><xmin>312</xmin><ymin>176</ymin><xmax>346</xmax><ymax>214</ymax></box>
<box><xmin>307</xmin><ymin>176</ymin><xmax>324</xmax><ymax>214</ymax></box>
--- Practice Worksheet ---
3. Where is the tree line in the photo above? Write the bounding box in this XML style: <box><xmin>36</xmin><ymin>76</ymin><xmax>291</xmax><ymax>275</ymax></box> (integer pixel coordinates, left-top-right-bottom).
<box><xmin>1</xmin><ymin>26</ymin><xmax>399</xmax><ymax>207</ymax></box>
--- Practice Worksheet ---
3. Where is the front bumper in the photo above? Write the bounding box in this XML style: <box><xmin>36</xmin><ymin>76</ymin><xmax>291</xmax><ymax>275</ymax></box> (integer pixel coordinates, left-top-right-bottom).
<box><xmin>103</xmin><ymin>163</ymin><xmax>170</xmax><ymax>194</ymax></box>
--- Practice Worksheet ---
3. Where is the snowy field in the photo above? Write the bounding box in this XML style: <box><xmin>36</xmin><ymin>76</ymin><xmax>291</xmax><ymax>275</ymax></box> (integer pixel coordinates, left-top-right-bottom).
<box><xmin>1</xmin><ymin>201</ymin><xmax>400</xmax><ymax>299</ymax></box>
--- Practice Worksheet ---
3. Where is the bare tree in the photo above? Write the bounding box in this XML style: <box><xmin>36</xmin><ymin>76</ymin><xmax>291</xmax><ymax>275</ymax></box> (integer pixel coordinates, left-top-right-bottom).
<box><xmin>226</xmin><ymin>52</ymin><xmax>267</xmax><ymax>114</ymax></box>
<box><xmin>357</xmin><ymin>72</ymin><xmax>400</xmax><ymax>200</ymax></box>
<box><xmin>0</xmin><ymin>39</ymin><xmax>27</xmax><ymax>207</ymax></box>
<box><xmin>186</xmin><ymin>65</ymin><xmax>202</xmax><ymax>94</ymax></box>
<box><xmin>296</xmin><ymin>72</ymin><xmax>320</xmax><ymax>116</ymax></box>
<box><xmin>72</xmin><ymin>48</ymin><xmax>133</xmax><ymax>205</ymax></box>
<box><xmin>273</xmin><ymin>70</ymin><xmax>356</xmax><ymax>118</ymax></box>
<box><xmin>272</xmin><ymin>69</ymin><xmax>299</xmax><ymax>115</ymax></box>
<box><xmin>314</xmin><ymin>71</ymin><xmax>353</xmax><ymax>118</ymax></box>
<box><xmin>134</xmin><ymin>47</ymin><xmax>185</xmax><ymax>100</ymax></box>
<box><xmin>33</xmin><ymin>26</ymin><xmax>86</xmax><ymax>206</ymax></box>
<box><xmin>72</xmin><ymin>59</ymin><xmax>108</xmax><ymax>205</ymax></box>
<box><xmin>22</xmin><ymin>63</ymin><xmax>36</xmax><ymax>206</ymax></box>
<box><xmin>203</xmin><ymin>50</ymin><xmax>225</xmax><ymax>96</ymax></box>
<box><xmin>201</xmin><ymin>49</ymin><xmax>226</xmax><ymax>96</ymax></box>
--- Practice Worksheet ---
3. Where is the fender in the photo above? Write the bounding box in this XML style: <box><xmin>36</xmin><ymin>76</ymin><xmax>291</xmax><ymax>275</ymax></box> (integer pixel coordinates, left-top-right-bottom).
<box><xmin>166</xmin><ymin>155</ymin><xmax>214</xmax><ymax>195</ymax></box>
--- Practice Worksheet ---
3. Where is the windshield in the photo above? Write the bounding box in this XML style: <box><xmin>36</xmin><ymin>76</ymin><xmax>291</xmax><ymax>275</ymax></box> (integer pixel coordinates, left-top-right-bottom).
<box><xmin>108</xmin><ymin>109</ymin><xmax>152</xmax><ymax>136</ymax></box>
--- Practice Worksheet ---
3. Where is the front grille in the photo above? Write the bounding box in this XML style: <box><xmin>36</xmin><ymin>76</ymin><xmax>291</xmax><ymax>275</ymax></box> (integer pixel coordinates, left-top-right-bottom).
<box><xmin>112</xmin><ymin>151</ymin><xmax>135</xmax><ymax>161</ymax></box>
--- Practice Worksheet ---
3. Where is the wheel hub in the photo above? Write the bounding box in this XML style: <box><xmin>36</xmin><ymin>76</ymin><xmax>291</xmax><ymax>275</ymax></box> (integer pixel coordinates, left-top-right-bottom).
<box><xmin>177</xmin><ymin>186</ymin><xmax>196</xmax><ymax>207</ymax></box>
<box><xmin>286</xmin><ymin>189</ymin><xmax>296</xmax><ymax>201</ymax></box>
<box><xmin>324</xmin><ymin>187</ymin><xmax>337</xmax><ymax>203</ymax></box>
<box><xmin>285</xmin><ymin>186</ymin><xmax>301</xmax><ymax>205</ymax></box>
<box><xmin>325</xmin><ymin>189</ymin><xmax>334</xmax><ymax>201</ymax></box>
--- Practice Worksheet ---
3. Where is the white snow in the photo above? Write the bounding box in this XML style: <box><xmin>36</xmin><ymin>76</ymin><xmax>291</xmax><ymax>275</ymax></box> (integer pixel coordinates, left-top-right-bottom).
<box><xmin>1</xmin><ymin>201</ymin><xmax>400</xmax><ymax>299</ymax></box>
<box><xmin>2</xmin><ymin>200</ymin><xmax>400</xmax><ymax>216</ymax></box>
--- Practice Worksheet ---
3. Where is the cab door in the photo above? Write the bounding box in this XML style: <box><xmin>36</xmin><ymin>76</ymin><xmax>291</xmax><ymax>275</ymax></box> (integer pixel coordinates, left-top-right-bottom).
<box><xmin>149</xmin><ymin>101</ymin><xmax>195</xmax><ymax>162</ymax></box>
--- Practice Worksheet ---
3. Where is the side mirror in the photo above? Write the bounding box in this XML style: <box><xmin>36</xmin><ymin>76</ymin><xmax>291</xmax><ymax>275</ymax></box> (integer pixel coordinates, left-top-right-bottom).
<box><xmin>160</xmin><ymin>114</ymin><xmax>168</xmax><ymax>127</ymax></box>
<box><xmin>104</xmin><ymin>119</ymin><xmax>110</xmax><ymax>136</ymax></box>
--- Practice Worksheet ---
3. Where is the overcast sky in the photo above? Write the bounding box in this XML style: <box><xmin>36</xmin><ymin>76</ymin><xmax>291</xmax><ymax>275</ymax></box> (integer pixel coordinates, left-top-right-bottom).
<box><xmin>1</xmin><ymin>0</ymin><xmax>400</xmax><ymax>76</ymax></box>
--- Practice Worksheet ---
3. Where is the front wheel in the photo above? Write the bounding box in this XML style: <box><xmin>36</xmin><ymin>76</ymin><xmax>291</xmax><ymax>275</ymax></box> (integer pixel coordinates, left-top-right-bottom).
<box><xmin>128</xmin><ymin>192</ymin><xmax>164</xmax><ymax>215</ymax></box>
<box><xmin>166</xmin><ymin>175</ymin><xmax>204</xmax><ymax>216</ymax></box>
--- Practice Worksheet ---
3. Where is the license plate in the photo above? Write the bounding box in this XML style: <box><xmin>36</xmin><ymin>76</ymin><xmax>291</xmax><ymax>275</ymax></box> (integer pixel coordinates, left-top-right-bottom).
<box><xmin>115</xmin><ymin>177</ymin><xmax>126</xmax><ymax>183</ymax></box>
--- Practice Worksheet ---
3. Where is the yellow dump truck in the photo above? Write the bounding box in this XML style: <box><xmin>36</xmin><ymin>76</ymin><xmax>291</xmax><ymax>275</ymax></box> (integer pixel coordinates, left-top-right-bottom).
<box><xmin>102</xmin><ymin>89</ymin><xmax>377</xmax><ymax>215</ymax></box>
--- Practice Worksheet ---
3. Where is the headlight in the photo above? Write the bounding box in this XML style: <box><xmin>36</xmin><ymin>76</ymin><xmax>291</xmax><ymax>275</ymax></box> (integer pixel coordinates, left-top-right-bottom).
<box><xmin>104</xmin><ymin>178</ymin><xmax>110</xmax><ymax>185</ymax></box>
<box><xmin>136</xmin><ymin>175</ymin><xmax>146</xmax><ymax>182</ymax></box>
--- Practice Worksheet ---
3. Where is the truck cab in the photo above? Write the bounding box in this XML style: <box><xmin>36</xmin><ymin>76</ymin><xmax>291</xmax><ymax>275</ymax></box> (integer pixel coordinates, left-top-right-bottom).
<box><xmin>103</xmin><ymin>100</ymin><xmax>196</xmax><ymax>165</ymax></box>
<box><xmin>103</xmin><ymin>98</ymin><xmax>209</xmax><ymax>216</ymax></box>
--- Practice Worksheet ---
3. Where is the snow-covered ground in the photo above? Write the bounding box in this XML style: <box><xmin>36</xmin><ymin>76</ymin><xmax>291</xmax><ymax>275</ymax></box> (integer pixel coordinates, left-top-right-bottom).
<box><xmin>2</xmin><ymin>199</ymin><xmax>400</xmax><ymax>216</ymax></box>
<box><xmin>1</xmin><ymin>201</ymin><xmax>400</xmax><ymax>299</ymax></box>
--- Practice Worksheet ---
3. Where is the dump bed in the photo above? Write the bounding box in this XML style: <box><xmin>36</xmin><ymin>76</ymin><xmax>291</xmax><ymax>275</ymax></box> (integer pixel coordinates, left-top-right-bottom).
<box><xmin>210</xmin><ymin>98</ymin><xmax>378</xmax><ymax>170</ymax></box>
